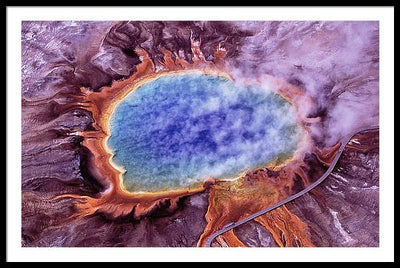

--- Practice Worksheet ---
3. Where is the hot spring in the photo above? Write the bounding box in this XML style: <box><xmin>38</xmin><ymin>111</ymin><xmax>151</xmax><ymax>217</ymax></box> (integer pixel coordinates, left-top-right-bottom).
<box><xmin>107</xmin><ymin>72</ymin><xmax>304</xmax><ymax>192</ymax></box>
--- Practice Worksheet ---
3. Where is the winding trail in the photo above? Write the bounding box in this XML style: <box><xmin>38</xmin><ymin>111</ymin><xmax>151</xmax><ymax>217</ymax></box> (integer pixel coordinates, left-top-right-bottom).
<box><xmin>205</xmin><ymin>126</ymin><xmax>379</xmax><ymax>247</ymax></box>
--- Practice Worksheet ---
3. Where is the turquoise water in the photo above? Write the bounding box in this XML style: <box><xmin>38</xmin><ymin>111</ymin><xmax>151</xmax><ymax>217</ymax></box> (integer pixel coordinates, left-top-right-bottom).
<box><xmin>108</xmin><ymin>72</ymin><xmax>303</xmax><ymax>192</ymax></box>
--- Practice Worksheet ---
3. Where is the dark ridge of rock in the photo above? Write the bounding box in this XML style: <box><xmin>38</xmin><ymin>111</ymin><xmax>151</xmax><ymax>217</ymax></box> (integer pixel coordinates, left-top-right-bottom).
<box><xmin>23</xmin><ymin>191</ymin><xmax>209</xmax><ymax>247</ymax></box>
<box><xmin>292</xmin><ymin>174</ymin><xmax>306</xmax><ymax>193</ymax></box>
<box><xmin>302</xmin><ymin>152</ymin><xmax>328</xmax><ymax>183</ymax></box>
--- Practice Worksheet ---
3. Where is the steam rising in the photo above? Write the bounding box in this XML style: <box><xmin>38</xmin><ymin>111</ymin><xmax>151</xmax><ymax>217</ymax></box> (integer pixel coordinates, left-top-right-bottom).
<box><xmin>228</xmin><ymin>21</ymin><xmax>379</xmax><ymax>145</ymax></box>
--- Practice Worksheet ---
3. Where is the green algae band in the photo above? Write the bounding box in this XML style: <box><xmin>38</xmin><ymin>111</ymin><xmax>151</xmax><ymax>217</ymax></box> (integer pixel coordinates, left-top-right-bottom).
<box><xmin>108</xmin><ymin>73</ymin><xmax>303</xmax><ymax>192</ymax></box>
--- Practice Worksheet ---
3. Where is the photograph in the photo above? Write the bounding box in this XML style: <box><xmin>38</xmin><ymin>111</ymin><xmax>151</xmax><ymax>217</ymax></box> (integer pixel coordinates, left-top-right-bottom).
<box><xmin>6</xmin><ymin>6</ymin><xmax>395</xmax><ymax>262</ymax></box>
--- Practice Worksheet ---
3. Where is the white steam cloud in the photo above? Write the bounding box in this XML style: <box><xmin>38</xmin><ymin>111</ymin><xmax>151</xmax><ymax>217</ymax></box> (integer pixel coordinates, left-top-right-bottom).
<box><xmin>227</xmin><ymin>21</ymin><xmax>379</xmax><ymax>146</ymax></box>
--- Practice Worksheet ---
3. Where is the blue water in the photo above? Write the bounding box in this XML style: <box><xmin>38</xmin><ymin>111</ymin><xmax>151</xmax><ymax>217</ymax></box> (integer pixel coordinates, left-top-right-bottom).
<box><xmin>108</xmin><ymin>72</ymin><xmax>303</xmax><ymax>192</ymax></box>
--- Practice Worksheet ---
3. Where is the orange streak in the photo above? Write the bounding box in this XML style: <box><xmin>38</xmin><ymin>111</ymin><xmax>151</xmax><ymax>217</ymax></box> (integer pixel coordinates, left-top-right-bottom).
<box><xmin>216</xmin><ymin>230</ymin><xmax>246</xmax><ymax>247</ymax></box>
<box><xmin>254</xmin><ymin>206</ymin><xmax>314</xmax><ymax>247</ymax></box>
<box><xmin>315</xmin><ymin>140</ymin><xmax>341</xmax><ymax>166</ymax></box>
